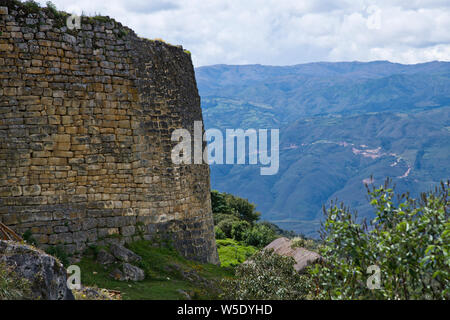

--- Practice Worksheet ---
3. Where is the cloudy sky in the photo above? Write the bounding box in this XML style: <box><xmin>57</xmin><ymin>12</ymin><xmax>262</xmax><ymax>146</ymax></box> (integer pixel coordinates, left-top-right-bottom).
<box><xmin>35</xmin><ymin>0</ymin><xmax>450</xmax><ymax>67</ymax></box>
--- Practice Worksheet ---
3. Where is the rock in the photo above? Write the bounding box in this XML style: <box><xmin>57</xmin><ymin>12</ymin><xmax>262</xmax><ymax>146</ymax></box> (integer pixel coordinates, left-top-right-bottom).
<box><xmin>176</xmin><ymin>289</ymin><xmax>192</xmax><ymax>300</ymax></box>
<box><xmin>263</xmin><ymin>237</ymin><xmax>322</xmax><ymax>273</ymax></box>
<box><xmin>109</xmin><ymin>268</ymin><xmax>124</xmax><ymax>281</ymax></box>
<box><xmin>122</xmin><ymin>263</ymin><xmax>145</xmax><ymax>281</ymax></box>
<box><xmin>109</xmin><ymin>244</ymin><xmax>142</xmax><ymax>263</ymax></box>
<box><xmin>72</xmin><ymin>285</ymin><xmax>121</xmax><ymax>300</ymax></box>
<box><xmin>96</xmin><ymin>249</ymin><xmax>116</xmax><ymax>265</ymax></box>
<box><xmin>109</xmin><ymin>263</ymin><xmax>144</xmax><ymax>281</ymax></box>
<box><xmin>0</xmin><ymin>240</ymin><xmax>74</xmax><ymax>300</ymax></box>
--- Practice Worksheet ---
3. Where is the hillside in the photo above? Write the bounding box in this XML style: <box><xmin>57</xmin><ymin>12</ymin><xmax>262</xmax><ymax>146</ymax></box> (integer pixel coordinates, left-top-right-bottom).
<box><xmin>196</xmin><ymin>61</ymin><xmax>450</xmax><ymax>237</ymax></box>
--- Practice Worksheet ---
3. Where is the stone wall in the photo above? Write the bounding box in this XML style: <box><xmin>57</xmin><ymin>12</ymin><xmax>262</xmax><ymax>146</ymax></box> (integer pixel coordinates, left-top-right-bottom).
<box><xmin>0</xmin><ymin>1</ymin><xmax>219</xmax><ymax>264</ymax></box>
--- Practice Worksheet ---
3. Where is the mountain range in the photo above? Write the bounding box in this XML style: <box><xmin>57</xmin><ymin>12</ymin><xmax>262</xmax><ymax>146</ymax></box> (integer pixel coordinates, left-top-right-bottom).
<box><xmin>195</xmin><ymin>61</ymin><xmax>450</xmax><ymax>237</ymax></box>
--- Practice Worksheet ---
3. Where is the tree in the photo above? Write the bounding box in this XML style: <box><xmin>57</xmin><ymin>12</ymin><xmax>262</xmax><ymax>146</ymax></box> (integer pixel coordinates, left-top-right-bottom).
<box><xmin>244</xmin><ymin>224</ymin><xmax>277</xmax><ymax>248</ymax></box>
<box><xmin>228</xmin><ymin>196</ymin><xmax>261</xmax><ymax>224</ymax></box>
<box><xmin>217</xmin><ymin>218</ymin><xmax>236</xmax><ymax>238</ymax></box>
<box><xmin>231</xmin><ymin>220</ymin><xmax>251</xmax><ymax>241</ymax></box>
<box><xmin>211</xmin><ymin>190</ymin><xmax>261</xmax><ymax>225</ymax></box>
<box><xmin>221</xmin><ymin>249</ymin><xmax>310</xmax><ymax>300</ymax></box>
<box><xmin>215</xmin><ymin>226</ymin><xmax>227</xmax><ymax>240</ymax></box>
<box><xmin>310</xmin><ymin>180</ymin><xmax>449</xmax><ymax>300</ymax></box>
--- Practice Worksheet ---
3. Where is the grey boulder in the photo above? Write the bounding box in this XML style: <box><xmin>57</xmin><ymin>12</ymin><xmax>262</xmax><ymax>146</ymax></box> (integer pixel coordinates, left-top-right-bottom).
<box><xmin>110</xmin><ymin>263</ymin><xmax>145</xmax><ymax>282</ymax></box>
<box><xmin>0</xmin><ymin>240</ymin><xmax>74</xmax><ymax>300</ymax></box>
<box><xmin>109</xmin><ymin>244</ymin><xmax>142</xmax><ymax>263</ymax></box>
<box><xmin>96</xmin><ymin>249</ymin><xmax>116</xmax><ymax>265</ymax></box>
<box><xmin>264</xmin><ymin>237</ymin><xmax>322</xmax><ymax>273</ymax></box>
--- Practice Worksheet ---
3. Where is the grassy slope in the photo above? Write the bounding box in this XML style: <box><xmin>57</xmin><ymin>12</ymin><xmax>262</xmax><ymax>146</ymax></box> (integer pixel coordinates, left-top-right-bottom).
<box><xmin>77</xmin><ymin>240</ymin><xmax>235</xmax><ymax>300</ymax></box>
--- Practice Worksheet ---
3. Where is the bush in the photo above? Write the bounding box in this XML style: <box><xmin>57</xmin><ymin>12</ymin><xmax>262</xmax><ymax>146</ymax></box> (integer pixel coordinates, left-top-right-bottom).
<box><xmin>243</xmin><ymin>224</ymin><xmax>277</xmax><ymax>248</ymax></box>
<box><xmin>45</xmin><ymin>245</ymin><xmax>69</xmax><ymax>267</ymax></box>
<box><xmin>213</xmin><ymin>213</ymin><xmax>238</xmax><ymax>225</ymax></box>
<box><xmin>211</xmin><ymin>190</ymin><xmax>260</xmax><ymax>224</ymax></box>
<box><xmin>22</xmin><ymin>230</ymin><xmax>38</xmax><ymax>246</ymax></box>
<box><xmin>217</xmin><ymin>218</ymin><xmax>236</xmax><ymax>238</ymax></box>
<box><xmin>221</xmin><ymin>249</ymin><xmax>310</xmax><ymax>299</ymax></box>
<box><xmin>23</xmin><ymin>0</ymin><xmax>40</xmax><ymax>13</ymax></box>
<box><xmin>227</xmin><ymin>196</ymin><xmax>260</xmax><ymax>224</ymax></box>
<box><xmin>231</xmin><ymin>220</ymin><xmax>250</xmax><ymax>241</ymax></box>
<box><xmin>291</xmin><ymin>237</ymin><xmax>319</xmax><ymax>251</ymax></box>
<box><xmin>310</xmin><ymin>180</ymin><xmax>449</xmax><ymax>300</ymax></box>
<box><xmin>0</xmin><ymin>263</ymin><xmax>32</xmax><ymax>300</ymax></box>
<box><xmin>214</xmin><ymin>226</ymin><xmax>226</xmax><ymax>240</ymax></box>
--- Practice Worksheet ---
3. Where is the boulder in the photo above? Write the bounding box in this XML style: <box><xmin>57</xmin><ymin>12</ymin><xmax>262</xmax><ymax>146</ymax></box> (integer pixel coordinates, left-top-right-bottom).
<box><xmin>264</xmin><ymin>237</ymin><xmax>321</xmax><ymax>272</ymax></box>
<box><xmin>109</xmin><ymin>263</ymin><xmax>145</xmax><ymax>281</ymax></box>
<box><xmin>176</xmin><ymin>289</ymin><xmax>192</xmax><ymax>300</ymax></box>
<box><xmin>96</xmin><ymin>249</ymin><xmax>116</xmax><ymax>265</ymax></box>
<box><xmin>122</xmin><ymin>263</ymin><xmax>145</xmax><ymax>281</ymax></box>
<box><xmin>109</xmin><ymin>244</ymin><xmax>142</xmax><ymax>263</ymax></box>
<box><xmin>0</xmin><ymin>240</ymin><xmax>74</xmax><ymax>300</ymax></box>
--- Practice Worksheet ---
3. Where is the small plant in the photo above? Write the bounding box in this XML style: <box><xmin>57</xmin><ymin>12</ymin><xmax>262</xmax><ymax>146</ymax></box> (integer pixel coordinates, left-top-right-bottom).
<box><xmin>118</xmin><ymin>29</ymin><xmax>128</xmax><ymax>39</ymax></box>
<box><xmin>45</xmin><ymin>245</ymin><xmax>69</xmax><ymax>267</ymax></box>
<box><xmin>23</xmin><ymin>0</ymin><xmax>40</xmax><ymax>13</ymax></box>
<box><xmin>0</xmin><ymin>263</ymin><xmax>32</xmax><ymax>300</ymax></box>
<box><xmin>91</xmin><ymin>15</ymin><xmax>111</xmax><ymax>23</ymax></box>
<box><xmin>22</xmin><ymin>230</ymin><xmax>38</xmax><ymax>246</ymax></box>
<box><xmin>45</xmin><ymin>1</ymin><xmax>61</xmax><ymax>17</ymax></box>
<box><xmin>291</xmin><ymin>236</ymin><xmax>319</xmax><ymax>251</ymax></box>
<box><xmin>87</xmin><ymin>244</ymin><xmax>100</xmax><ymax>257</ymax></box>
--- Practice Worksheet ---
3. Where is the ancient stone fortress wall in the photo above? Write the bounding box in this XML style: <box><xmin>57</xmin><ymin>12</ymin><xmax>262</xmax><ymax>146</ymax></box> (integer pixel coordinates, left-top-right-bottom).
<box><xmin>0</xmin><ymin>1</ymin><xmax>219</xmax><ymax>264</ymax></box>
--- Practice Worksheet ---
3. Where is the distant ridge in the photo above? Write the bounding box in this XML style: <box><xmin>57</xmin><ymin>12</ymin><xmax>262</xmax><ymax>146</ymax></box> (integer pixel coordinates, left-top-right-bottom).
<box><xmin>196</xmin><ymin>61</ymin><xmax>450</xmax><ymax>237</ymax></box>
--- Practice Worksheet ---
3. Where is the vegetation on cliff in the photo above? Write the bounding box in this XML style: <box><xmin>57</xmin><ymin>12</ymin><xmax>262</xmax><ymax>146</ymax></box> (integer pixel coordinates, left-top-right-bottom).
<box><xmin>0</xmin><ymin>263</ymin><xmax>32</xmax><ymax>300</ymax></box>
<box><xmin>211</xmin><ymin>190</ymin><xmax>299</xmax><ymax>266</ymax></box>
<box><xmin>221</xmin><ymin>181</ymin><xmax>449</xmax><ymax>300</ymax></box>
<box><xmin>198</xmin><ymin>62</ymin><xmax>450</xmax><ymax>237</ymax></box>
<box><xmin>310</xmin><ymin>180</ymin><xmax>449</xmax><ymax>299</ymax></box>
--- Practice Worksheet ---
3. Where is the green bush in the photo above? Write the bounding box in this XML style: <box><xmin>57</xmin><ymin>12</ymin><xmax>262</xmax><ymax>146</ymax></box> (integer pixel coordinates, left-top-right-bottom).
<box><xmin>214</xmin><ymin>226</ymin><xmax>226</xmax><ymax>240</ymax></box>
<box><xmin>23</xmin><ymin>0</ymin><xmax>40</xmax><ymax>13</ymax></box>
<box><xmin>211</xmin><ymin>190</ymin><xmax>260</xmax><ymax>224</ymax></box>
<box><xmin>243</xmin><ymin>224</ymin><xmax>277</xmax><ymax>248</ymax></box>
<box><xmin>45</xmin><ymin>245</ymin><xmax>69</xmax><ymax>267</ymax></box>
<box><xmin>221</xmin><ymin>249</ymin><xmax>310</xmax><ymax>299</ymax></box>
<box><xmin>217</xmin><ymin>218</ymin><xmax>236</xmax><ymax>238</ymax></box>
<box><xmin>22</xmin><ymin>230</ymin><xmax>38</xmax><ymax>246</ymax></box>
<box><xmin>231</xmin><ymin>220</ymin><xmax>250</xmax><ymax>241</ymax></box>
<box><xmin>291</xmin><ymin>236</ymin><xmax>319</xmax><ymax>251</ymax></box>
<box><xmin>213</xmin><ymin>212</ymin><xmax>238</xmax><ymax>225</ymax></box>
<box><xmin>310</xmin><ymin>180</ymin><xmax>449</xmax><ymax>300</ymax></box>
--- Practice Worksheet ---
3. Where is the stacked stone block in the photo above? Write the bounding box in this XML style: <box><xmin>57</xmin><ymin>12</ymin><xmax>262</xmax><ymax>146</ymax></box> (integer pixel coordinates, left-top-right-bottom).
<box><xmin>0</xmin><ymin>2</ymin><xmax>219</xmax><ymax>264</ymax></box>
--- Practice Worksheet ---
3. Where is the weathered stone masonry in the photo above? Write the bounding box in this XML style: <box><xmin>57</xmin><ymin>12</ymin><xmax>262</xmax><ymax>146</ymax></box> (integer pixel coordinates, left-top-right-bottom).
<box><xmin>0</xmin><ymin>2</ymin><xmax>219</xmax><ymax>264</ymax></box>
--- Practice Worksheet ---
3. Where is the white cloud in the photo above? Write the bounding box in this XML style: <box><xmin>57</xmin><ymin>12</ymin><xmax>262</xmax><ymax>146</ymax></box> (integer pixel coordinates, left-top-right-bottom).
<box><xmin>36</xmin><ymin>0</ymin><xmax>450</xmax><ymax>66</ymax></box>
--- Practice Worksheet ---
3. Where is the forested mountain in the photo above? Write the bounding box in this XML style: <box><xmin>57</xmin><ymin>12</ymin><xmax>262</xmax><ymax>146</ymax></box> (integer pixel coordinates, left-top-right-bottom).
<box><xmin>196</xmin><ymin>61</ymin><xmax>450</xmax><ymax>237</ymax></box>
